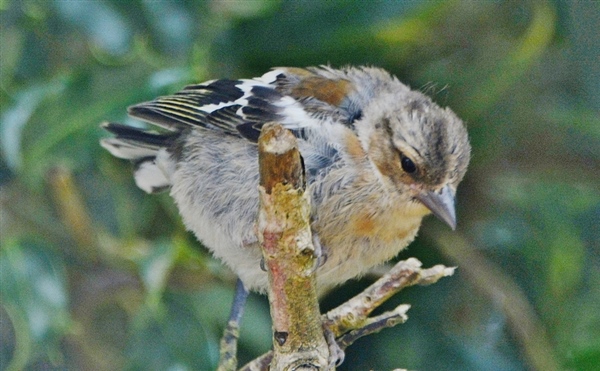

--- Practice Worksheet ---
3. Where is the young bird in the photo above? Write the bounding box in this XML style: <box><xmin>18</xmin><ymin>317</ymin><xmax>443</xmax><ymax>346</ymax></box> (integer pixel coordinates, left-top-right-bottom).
<box><xmin>101</xmin><ymin>66</ymin><xmax>470</xmax><ymax>293</ymax></box>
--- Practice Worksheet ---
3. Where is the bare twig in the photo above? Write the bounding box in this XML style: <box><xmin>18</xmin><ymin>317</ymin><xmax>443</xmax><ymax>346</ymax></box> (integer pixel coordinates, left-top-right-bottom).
<box><xmin>323</xmin><ymin>258</ymin><xmax>455</xmax><ymax>337</ymax></box>
<box><xmin>337</xmin><ymin>304</ymin><xmax>410</xmax><ymax>350</ymax></box>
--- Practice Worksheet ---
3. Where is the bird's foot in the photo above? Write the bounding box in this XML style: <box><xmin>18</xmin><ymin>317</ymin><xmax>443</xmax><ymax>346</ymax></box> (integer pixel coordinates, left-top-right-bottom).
<box><xmin>323</xmin><ymin>322</ymin><xmax>345</xmax><ymax>368</ymax></box>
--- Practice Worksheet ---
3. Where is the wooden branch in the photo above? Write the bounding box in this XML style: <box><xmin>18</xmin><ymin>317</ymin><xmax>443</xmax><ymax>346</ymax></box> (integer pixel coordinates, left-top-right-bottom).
<box><xmin>256</xmin><ymin>123</ymin><xmax>329</xmax><ymax>370</ymax></box>
<box><xmin>241</xmin><ymin>258</ymin><xmax>455</xmax><ymax>370</ymax></box>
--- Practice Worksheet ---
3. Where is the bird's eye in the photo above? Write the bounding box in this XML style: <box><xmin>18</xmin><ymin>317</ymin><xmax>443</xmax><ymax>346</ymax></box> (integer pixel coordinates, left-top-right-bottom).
<box><xmin>401</xmin><ymin>155</ymin><xmax>417</xmax><ymax>174</ymax></box>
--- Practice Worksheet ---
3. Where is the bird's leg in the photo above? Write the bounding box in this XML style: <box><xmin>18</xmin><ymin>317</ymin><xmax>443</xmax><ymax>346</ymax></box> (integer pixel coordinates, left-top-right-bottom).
<box><xmin>217</xmin><ymin>279</ymin><xmax>249</xmax><ymax>371</ymax></box>
<box><xmin>313</xmin><ymin>232</ymin><xmax>341</xmax><ymax>366</ymax></box>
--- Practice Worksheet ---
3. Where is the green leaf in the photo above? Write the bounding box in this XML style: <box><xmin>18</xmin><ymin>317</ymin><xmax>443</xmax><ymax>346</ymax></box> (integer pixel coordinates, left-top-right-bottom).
<box><xmin>0</xmin><ymin>77</ymin><xmax>67</xmax><ymax>170</ymax></box>
<box><xmin>137</xmin><ymin>240</ymin><xmax>178</xmax><ymax>310</ymax></box>
<box><xmin>127</xmin><ymin>292</ymin><xmax>215</xmax><ymax>371</ymax></box>
<box><xmin>0</xmin><ymin>240</ymin><xmax>72</xmax><ymax>368</ymax></box>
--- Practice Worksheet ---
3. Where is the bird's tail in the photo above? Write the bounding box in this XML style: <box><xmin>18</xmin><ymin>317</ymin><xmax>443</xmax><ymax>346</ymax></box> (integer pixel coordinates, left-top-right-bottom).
<box><xmin>100</xmin><ymin>122</ymin><xmax>178</xmax><ymax>193</ymax></box>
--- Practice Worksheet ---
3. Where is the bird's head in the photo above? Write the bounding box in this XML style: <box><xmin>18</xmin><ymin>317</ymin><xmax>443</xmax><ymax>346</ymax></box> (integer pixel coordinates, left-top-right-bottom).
<box><xmin>356</xmin><ymin>90</ymin><xmax>471</xmax><ymax>230</ymax></box>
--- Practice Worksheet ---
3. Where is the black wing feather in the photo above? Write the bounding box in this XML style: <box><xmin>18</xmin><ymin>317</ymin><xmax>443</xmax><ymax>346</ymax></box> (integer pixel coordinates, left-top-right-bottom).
<box><xmin>128</xmin><ymin>79</ymin><xmax>247</xmax><ymax>131</ymax></box>
<box><xmin>128</xmin><ymin>80</ymin><xmax>293</xmax><ymax>143</ymax></box>
<box><xmin>236</xmin><ymin>122</ymin><xmax>264</xmax><ymax>142</ymax></box>
<box><xmin>102</xmin><ymin>122</ymin><xmax>176</xmax><ymax>147</ymax></box>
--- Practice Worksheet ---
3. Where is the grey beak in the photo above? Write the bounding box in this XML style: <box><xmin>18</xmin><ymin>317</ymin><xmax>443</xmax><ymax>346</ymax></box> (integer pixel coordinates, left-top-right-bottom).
<box><xmin>416</xmin><ymin>185</ymin><xmax>457</xmax><ymax>230</ymax></box>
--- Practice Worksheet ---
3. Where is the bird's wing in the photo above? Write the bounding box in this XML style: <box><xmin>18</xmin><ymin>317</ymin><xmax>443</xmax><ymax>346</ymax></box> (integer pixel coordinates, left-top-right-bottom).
<box><xmin>127</xmin><ymin>79</ymin><xmax>256</xmax><ymax>137</ymax></box>
<box><xmin>126</xmin><ymin>67</ymin><xmax>364</xmax><ymax>142</ymax></box>
<box><xmin>102</xmin><ymin>67</ymin><xmax>369</xmax><ymax>193</ymax></box>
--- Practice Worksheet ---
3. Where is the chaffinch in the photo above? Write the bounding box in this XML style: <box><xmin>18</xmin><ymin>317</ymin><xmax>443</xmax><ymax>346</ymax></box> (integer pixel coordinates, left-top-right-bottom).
<box><xmin>101</xmin><ymin>66</ymin><xmax>471</xmax><ymax>293</ymax></box>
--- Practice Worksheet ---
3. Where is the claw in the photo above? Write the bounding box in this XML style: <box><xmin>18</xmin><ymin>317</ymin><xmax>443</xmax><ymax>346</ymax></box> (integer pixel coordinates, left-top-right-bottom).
<box><xmin>260</xmin><ymin>257</ymin><xmax>266</xmax><ymax>271</ymax></box>
<box><xmin>310</xmin><ymin>234</ymin><xmax>328</xmax><ymax>274</ymax></box>
<box><xmin>323</xmin><ymin>322</ymin><xmax>345</xmax><ymax>368</ymax></box>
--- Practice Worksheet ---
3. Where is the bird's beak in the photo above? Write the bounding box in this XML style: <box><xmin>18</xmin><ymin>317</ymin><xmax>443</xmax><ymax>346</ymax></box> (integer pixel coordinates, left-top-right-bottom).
<box><xmin>416</xmin><ymin>185</ymin><xmax>457</xmax><ymax>230</ymax></box>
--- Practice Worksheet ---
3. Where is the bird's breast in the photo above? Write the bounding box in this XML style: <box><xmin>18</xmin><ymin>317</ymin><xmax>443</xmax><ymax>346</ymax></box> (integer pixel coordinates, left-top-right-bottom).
<box><xmin>311</xmin><ymin>176</ymin><xmax>431</xmax><ymax>288</ymax></box>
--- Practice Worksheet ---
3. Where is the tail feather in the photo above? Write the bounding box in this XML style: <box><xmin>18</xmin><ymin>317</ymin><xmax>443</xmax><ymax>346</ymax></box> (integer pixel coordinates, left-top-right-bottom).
<box><xmin>100</xmin><ymin>137</ymin><xmax>159</xmax><ymax>160</ymax></box>
<box><xmin>102</xmin><ymin>122</ymin><xmax>176</xmax><ymax>146</ymax></box>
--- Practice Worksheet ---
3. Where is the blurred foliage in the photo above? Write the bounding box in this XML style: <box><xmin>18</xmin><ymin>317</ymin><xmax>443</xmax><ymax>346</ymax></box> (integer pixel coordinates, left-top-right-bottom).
<box><xmin>1</xmin><ymin>0</ymin><xmax>599</xmax><ymax>370</ymax></box>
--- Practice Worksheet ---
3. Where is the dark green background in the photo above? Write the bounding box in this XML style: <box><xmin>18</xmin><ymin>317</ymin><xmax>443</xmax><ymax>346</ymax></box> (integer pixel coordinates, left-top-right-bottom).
<box><xmin>1</xmin><ymin>1</ymin><xmax>599</xmax><ymax>370</ymax></box>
